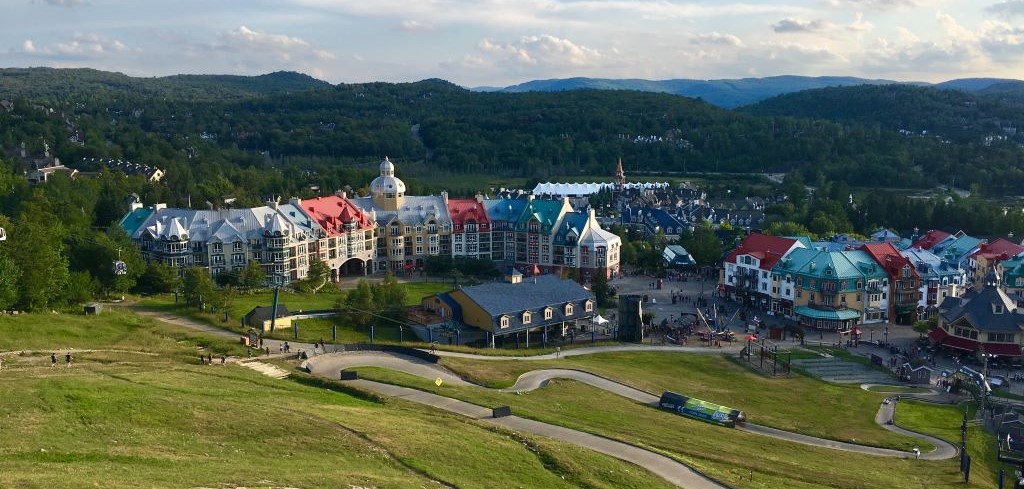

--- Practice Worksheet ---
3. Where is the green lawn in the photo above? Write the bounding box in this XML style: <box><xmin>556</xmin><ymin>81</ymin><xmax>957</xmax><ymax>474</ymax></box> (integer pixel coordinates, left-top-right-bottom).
<box><xmin>353</xmin><ymin>367</ymin><xmax>990</xmax><ymax>489</ymax></box>
<box><xmin>897</xmin><ymin>401</ymin><xmax>1007</xmax><ymax>486</ymax></box>
<box><xmin>0</xmin><ymin>312</ymin><xmax>676</xmax><ymax>489</ymax></box>
<box><xmin>439</xmin><ymin>352</ymin><xmax>928</xmax><ymax>450</ymax></box>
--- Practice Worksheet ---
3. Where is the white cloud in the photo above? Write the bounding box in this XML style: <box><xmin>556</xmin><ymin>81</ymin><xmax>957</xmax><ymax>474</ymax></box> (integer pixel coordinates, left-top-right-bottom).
<box><xmin>217</xmin><ymin>26</ymin><xmax>334</xmax><ymax>62</ymax></box>
<box><xmin>987</xmin><ymin>1</ymin><xmax>1024</xmax><ymax>18</ymax></box>
<box><xmin>772</xmin><ymin>18</ymin><xmax>830</xmax><ymax>33</ymax></box>
<box><xmin>477</xmin><ymin>35</ymin><xmax>602</xmax><ymax>67</ymax></box>
<box><xmin>19</xmin><ymin>33</ymin><xmax>132</xmax><ymax>58</ymax></box>
<box><xmin>691</xmin><ymin>32</ymin><xmax>744</xmax><ymax>47</ymax></box>
<box><xmin>43</xmin><ymin>0</ymin><xmax>86</xmax><ymax>6</ymax></box>
<box><xmin>399</xmin><ymin>20</ymin><xmax>434</xmax><ymax>32</ymax></box>
<box><xmin>824</xmin><ymin>0</ymin><xmax>935</xmax><ymax>9</ymax></box>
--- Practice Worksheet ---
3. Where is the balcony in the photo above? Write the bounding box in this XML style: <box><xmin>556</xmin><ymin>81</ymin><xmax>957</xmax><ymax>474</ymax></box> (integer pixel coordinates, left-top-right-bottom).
<box><xmin>866</xmin><ymin>282</ymin><xmax>883</xmax><ymax>292</ymax></box>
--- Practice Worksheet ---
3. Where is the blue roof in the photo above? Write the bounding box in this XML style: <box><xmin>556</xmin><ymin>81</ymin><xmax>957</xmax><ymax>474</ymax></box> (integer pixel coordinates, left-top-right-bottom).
<box><xmin>119</xmin><ymin>207</ymin><xmax>155</xmax><ymax>237</ymax></box>
<box><xmin>553</xmin><ymin>211</ymin><xmax>588</xmax><ymax>244</ymax></box>
<box><xmin>483</xmin><ymin>198</ymin><xmax>529</xmax><ymax>224</ymax></box>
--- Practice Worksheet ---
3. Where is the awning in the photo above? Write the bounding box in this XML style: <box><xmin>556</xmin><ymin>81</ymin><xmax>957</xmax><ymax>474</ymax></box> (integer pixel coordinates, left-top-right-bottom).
<box><xmin>930</xmin><ymin>328</ymin><xmax>981</xmax><ymax>352</ymax></box>
<box><xmin>943</xmin><ymin>335</ymin><xmax>979</xmax><ymax>352</ymax></box>
<box><xmin>794</xmin><ymin>306</ymin><xmax>861</xmax><ymax>321</ymax></box>
<box><xmin>982</xmin><ymin>343</ymin><xmax>1023</xmax><ymax>357</ymax></box>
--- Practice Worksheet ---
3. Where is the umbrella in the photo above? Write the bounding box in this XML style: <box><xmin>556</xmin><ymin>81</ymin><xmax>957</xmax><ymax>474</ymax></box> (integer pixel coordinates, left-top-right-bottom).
<box><xmin>745</xmin><ymin>335</ymin><xmax>758</xmax><ymax>341</ymax></box>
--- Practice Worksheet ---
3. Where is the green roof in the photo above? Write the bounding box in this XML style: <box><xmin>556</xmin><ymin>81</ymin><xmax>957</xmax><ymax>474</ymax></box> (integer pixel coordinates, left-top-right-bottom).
<box><xmin>794</xmin><ymin>306</ymin><xmax>861</xmax><ymax>321</ymax></box>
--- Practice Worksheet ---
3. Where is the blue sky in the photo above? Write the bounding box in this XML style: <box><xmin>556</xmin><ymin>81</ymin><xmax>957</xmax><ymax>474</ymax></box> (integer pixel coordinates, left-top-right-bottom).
<box><xmin>6</xmin><ymin>0</ymin><xmax>1024</xmax><ymax>86</ymax></box>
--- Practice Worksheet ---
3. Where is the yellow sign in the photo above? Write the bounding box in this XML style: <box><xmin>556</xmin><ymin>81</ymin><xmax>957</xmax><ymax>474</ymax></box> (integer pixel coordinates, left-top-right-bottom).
<box><xmin>435</xmin><ymin>378</ymin><xmax>443</xmax><ymax>387</ymax></box>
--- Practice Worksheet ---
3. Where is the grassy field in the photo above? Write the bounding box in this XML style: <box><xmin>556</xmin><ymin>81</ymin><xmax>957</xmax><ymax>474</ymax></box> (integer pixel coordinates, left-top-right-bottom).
<box><xmin>353</xmin><ymin>366</ymin><xmax>988</xmax><ymax>488</ymax></box>
<box><xmin>438</xmin><ymin>352</ymin><xmax>929</xmax><ymax>449</ymax></box>
<box><xmin>134</xmin><ymin>280</ymin><xmax>453</xmax><ymax>344</ymax></box>
<box><xmin>0</xmin><ymin>311</ymin><xmax>677</xmax><ymax>489</ymax></box>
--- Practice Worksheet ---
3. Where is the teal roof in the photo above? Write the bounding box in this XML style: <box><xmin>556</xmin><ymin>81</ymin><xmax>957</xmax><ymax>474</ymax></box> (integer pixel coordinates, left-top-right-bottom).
<box><xmin>1003</xmin><ymin>257</ymin><xmax>1024</xmax><ymax>283</ymax></box>
<box><xmin>119</xmin><ymin>207</ymin><xmax>154</xmax><ymax>237</ymax></box>
<box><xmin>794</xmin><ymin>249</ymin><xmax>862</xmax><ymax>279</ymax></box>
<box><xmin>933</xmin><ymin>235</ymin><xmax>983</xmax><ymax>262</ymax></box>
<box><xmin>844</xmin><ymin>250</ymin><xmax>888</xmax><ymax>280</ymax></box>
<box><xmin>895</xmin><ymin>238</ymin><xmax>913</xmax><ymax>250</ymax></box>
<box><xmin>794</xmin><ymin>306</ymin><xmax>861</xmax><ymax>321</ymax></box>
<box><xmin>788</xmin><ymin>236</ymin><xmax>813</xmax><ymax>248</ymax></box>
<box><xmin>516</xmin><ymin>199</ymin><xmax>567</xmax><ymax>232</ymax></box>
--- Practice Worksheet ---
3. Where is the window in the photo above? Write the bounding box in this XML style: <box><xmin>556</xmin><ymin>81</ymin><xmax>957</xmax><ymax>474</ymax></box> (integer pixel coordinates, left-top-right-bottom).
<box><xmin>522</xmin><ymin>311</ymin><xmax>532</xmax><ymax>324</ymax></box>
<box><xmin>544</xmin><ymin>308</ymin><xmax>553</xmax><ymax>320</ymax></box>
<box><xmin>212</xmin><ymin>243</ymin><xmax>223</xmax><ymax>253</ymax></box>
<box><xmin>232</xmin><ymin>241</ymin><xmax>242</xmax><ymax>252</ymax></box>
<box><xmin>565</xmin><ymin>303</ymin><xmax>574</xmax><ymax>316</ymax></box>
<box><xmin>500</xmin><ymin>316</ymin><xmax>509</xmax><ymax>329</ymax></box>
<box><xmin>585</xmin><ymin>300</ymin><xmax>594</xmax><ymax>312</ymax></box>
<box><xmin>762</xmin><ymin>271</ymin><xmax>768</xmax><ymax>278</ymax></box>
<box><xmin>796</xmin><ymin>290</ymin><xmax>802</xmax><ymax>298</ymax></box>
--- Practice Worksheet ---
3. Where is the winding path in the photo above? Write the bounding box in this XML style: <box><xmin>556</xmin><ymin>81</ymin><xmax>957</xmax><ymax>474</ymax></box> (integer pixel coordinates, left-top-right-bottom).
<box><xmin>306</xmin><ymin>351</ymin><xmax>959</xmax><ymax>462</ymax></box>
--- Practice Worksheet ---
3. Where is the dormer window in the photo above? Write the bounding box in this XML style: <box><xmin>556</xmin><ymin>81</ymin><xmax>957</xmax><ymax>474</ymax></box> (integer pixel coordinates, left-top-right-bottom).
<box><xmin>585</xmin><ymin>300</ymin><xmax>594</xmax><ymax>312</ymax></box>
<box><xmin>522</xmin><ymin>311</ymin><xmax>532</xmax><ymax>324</ymax></box>
<box><xmin>544</xmin><ymin>307</ymin><xmax>553</xmax><ymax>320</ymax></box>
<box><xmin>500</xmin><ymin>316</ymin><xmax>510</xmax><ymax>329</ymax></box>
<box><xmin>565</xmin><ymin>303</ymin><xmax>574</xmax><ymax>316</ymax></box>
<box><xmin>995</xmin><ymin>303</ymin><xmax>1005</xmax><ymax>314</ymax></box>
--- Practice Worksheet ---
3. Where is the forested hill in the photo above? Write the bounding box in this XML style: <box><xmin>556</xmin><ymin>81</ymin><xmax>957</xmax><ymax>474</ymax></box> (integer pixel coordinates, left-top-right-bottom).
<box><xmin>5</xmin><ymin>68</ymin><xmax>1024</xmax><ymax>204</ymax></box>
<box><xmin>491</xmin><ymin>75</ymin><xmax>904</xmax><ymax>108</ymax></box>
<box><xmin>739</xmin><ymin>84</ymin><xmax>1024</xmax><ymax>145</ymax></box>
<box><xmin>0</xmin><ymin>68</ymin><xmax>329</xmax><ymax>102</ymax></box>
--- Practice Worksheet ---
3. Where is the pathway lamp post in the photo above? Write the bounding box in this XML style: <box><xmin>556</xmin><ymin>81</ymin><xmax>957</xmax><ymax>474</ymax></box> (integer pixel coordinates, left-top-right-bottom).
<box><xmin>884</xmin><ymin>326</ymin><xmax>889</xmax><ymax>347</ymax></box>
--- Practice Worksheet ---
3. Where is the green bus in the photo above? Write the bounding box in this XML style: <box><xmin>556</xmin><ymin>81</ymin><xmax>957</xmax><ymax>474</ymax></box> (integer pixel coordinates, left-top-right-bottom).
<box><xmin>658</xmin><ymin>391</ymin><xmax>746</xmax><ymax>428</ymax></box>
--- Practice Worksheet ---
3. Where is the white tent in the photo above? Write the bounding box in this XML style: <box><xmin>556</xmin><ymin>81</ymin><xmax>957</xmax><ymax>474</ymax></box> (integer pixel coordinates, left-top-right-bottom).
<box><xmin>592</xmin><ymin>314</ymin><xmax>610</xmax><ymax>325</ymax></box>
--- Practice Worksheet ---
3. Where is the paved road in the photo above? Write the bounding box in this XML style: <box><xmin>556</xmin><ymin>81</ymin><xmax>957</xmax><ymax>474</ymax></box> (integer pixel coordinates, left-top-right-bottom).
<box><xmin>875</xmin><ymin>399</ymin><xmax>960</xmax><ymax>460</ymax></box>
<box><xmin>139</xmin><ymin>307</ymin><xmax>959</xmax><ymax>463</ymax></box>
<box><xmin>435</xmin><ymin>343</ymin><xmax>744</xmax><ymax>361</ymax></box>
<box><xmin>344</xmin><ymin>377</ymin><xmax>726</xmax><ymax>489</ymax></box>
<box><xmin>307</xmin><ymin>351</ymin><xmax>959</xmax><ymax>461</ymax></box>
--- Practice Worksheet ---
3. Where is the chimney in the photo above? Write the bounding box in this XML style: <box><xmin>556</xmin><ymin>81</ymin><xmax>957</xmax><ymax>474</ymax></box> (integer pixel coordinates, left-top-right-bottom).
<box><xmin>475</xmin><ymin>192</ymin><xmax>484</xmax><ymax>204</ymax></box>
<box><xmin>441</xmin><ymin>191</ymin><xmax>448</xmax><ymax>205</ymax></box>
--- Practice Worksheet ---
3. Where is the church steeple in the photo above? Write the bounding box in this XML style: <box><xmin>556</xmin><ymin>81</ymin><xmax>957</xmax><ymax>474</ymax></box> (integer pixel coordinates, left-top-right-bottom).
<box><xmin>614</xmin><ymin>157</ymin><xmax>625</xmax><ymax>191</ymax></box>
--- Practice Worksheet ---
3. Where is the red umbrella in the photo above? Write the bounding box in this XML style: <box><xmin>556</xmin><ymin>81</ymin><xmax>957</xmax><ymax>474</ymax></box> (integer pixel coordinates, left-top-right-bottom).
<box><xmin>745</xmin><ymin>335</ymin><xmax>758</xmax><ymax>341</ymax></box>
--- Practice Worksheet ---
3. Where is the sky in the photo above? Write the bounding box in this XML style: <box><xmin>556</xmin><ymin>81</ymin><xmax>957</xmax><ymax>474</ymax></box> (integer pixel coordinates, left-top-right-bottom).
<box><xmin>5</xmin><ymin>0</ymin><xmax>1024</xmax><ymax>87</ymax></box>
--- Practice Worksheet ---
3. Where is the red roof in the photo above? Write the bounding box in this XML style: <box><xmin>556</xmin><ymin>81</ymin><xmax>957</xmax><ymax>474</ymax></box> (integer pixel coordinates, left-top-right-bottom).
<box><xmin>973</xmin><ymin>238</ymin><xmax>1024</xmax><ymax>262</ymax></box>
<box><xmin>860</xmin><ymin>243</ymin><xmax>919</xmax><ymax>280</ymax></box>
<box><xmin>300</xmin><ymin>195</ymin><xmax>376</xmax><ymax>236</ymax></box>
<box><xmin>911</xmin><ymin>230</ymin><xmax>951</xmax><ymax>250</ymax></box>
<box><xmin>448</xmin><ymin>197</ymin><xmax>491</xmax><ymax>231</ymax></box>
<box><xmin>983</xmin><ymin>343</ymin><xmax>1023</xmax><ymax>357</ymax></box>
<box><xmin>723</xmin><ymin>233</ymin><xmax>799</xmax><ymax>270</ymax></box>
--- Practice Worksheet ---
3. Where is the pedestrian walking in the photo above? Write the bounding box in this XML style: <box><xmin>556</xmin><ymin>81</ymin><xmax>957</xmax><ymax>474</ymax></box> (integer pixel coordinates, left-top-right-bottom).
<box><xmin>265</xmin><ymin>346</ymin><xmax>270</xmax><ymax>356</ymax></box>
<box><xmin>51</xmin><ymin>352</ymin><xmax>57</xmax><ymax>368</ymax></box>
<box><xmin>220</xmin><ymin>354</ymin><xmax>226</xmax><ymax>365</ymax></box>
<box><xmin>207</xmin><ymin>353</ymin><xmax>212</xmax><ymax>365</ymax></box>
<box><xmin>65</xmin><ymin>352</ymin><xmax>72</xmax><ymax>368</ymax></box>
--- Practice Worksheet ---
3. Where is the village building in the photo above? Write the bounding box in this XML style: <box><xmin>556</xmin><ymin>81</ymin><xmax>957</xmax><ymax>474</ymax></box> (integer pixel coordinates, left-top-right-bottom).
<box><xmin>351</xmin><ymin>157</ymin><xmax>453</xmax><ymax>273</ymax></box>
<box><xmin>860</xmin><ymin>243</ymin><xmax>922</xmax><ymax>324</ymax></box>
<box><xmin>721</xmin><ymin>232</ymin><xmax>805</xmax><ymax>310</ymax></box>
<box><xmin>298</xmin><ymin>194</ymin><xmax>377</xmax><ymax>279</ymax></box>
<box><xmin>930</xmin><ymin>272</ymin><xmax>1024</xmax><ymax>360</ymax></box>
<box><xmin>425</xmin><ymin>273</ymin><xmax>596</xmax><ymax>348</ymax></box>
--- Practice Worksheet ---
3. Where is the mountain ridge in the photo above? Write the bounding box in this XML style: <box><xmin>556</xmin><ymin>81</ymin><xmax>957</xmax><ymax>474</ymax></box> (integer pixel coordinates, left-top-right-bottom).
<box><xmin>477</xmin><ymin>75</ymin><xmax>1023</xmax><ymax>108</ymax></box>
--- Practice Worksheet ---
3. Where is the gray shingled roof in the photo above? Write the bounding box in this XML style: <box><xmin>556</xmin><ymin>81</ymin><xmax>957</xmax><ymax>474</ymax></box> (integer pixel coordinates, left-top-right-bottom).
<box><xmin>939</xmin><ymin>284</ymin><xmax>1024</xmax><ymax>332</ymax></box>
<box><xmin>459</xmin><ymin>275</ymin><xmax>595</xmax><ymax>332</ymax></box>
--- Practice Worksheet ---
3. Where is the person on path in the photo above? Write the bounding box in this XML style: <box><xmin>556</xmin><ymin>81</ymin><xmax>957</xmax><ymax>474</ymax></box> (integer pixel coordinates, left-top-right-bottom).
<box><xmin>265</xmin><ymin>346</ymin><xmax>270</xmax><ymax>356</ymax></box>
<box><xmin>220</xmin><ymin>354</ymin><xmax>226</xmax><ymax>365</ymax></box>
<box><xmin>207</xmin><ymin>353</ymin><xmax>212</xmax><ymax>365</ymax></box>
<box><xmin>65</xmin><ymin>352</ymin><xmax>72</xmax><ymax>368</ymax></box>
<box><xmin>51</xmin><ymin>352</ymin><xmax>57</xmax><ymax>368</ymax></box>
